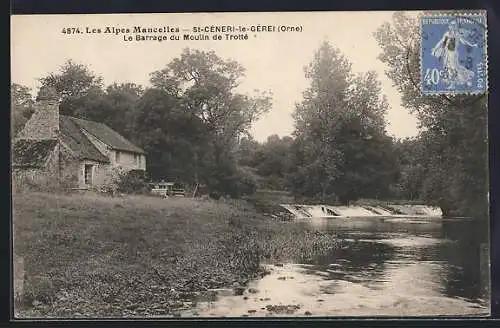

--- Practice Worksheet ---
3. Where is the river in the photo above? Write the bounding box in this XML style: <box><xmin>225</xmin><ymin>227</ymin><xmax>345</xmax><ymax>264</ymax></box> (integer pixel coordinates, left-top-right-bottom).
<box><xmin>182</xmin><ymin>216</ymin><xmax>490</xmax><ymax>318</ymax></box>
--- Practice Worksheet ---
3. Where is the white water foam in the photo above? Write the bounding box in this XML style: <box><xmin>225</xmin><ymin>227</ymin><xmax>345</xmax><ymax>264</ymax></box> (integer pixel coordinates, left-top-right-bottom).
<box><xmin>279</xmin><ymin>204</ymin><xmax>443</xmax><ymax>219</ymax></box>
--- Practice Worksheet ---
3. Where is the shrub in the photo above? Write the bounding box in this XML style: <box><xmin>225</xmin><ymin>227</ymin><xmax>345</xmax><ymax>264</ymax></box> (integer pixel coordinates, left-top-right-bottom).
<box><xmin>204</xmin><ymin>160</ymin><xmax>259</xmax><ymax>199</ymax></box>
<box><xmin>233</xmin><ymin>166</ymin><xmax>259</xmax><ymax>197</ymax></box>
<box><xmin>116</xmin><ymin>170</ymin><xmax>151</xmax><ymax>195</ymax></box>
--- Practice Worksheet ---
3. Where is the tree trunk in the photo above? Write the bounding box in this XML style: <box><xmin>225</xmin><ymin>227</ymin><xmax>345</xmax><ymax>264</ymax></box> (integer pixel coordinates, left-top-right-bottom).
<box><xmin>193</xmin><ymin>151</ymin><xmax>199</xmax><ymax>185</ymax></box>
<box><xmin>338</xmin><ymin>195</ymin><xmax>349</xmax><ymax>206</ymax></box>
<box><xmin>321</xmin><ymin>184</ymin><xmax>328</xmax><ymax>203</ymax></box>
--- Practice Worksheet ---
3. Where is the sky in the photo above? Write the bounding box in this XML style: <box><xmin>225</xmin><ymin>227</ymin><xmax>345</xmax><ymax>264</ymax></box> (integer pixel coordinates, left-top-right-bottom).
<box><xmin>11</xmin><ymin>11</ymin><xmax>420</xmax><ymax>142</ymax></box>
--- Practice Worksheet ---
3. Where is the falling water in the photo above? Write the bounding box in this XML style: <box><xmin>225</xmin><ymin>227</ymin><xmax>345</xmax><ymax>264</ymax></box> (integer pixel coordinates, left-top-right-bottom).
<box><xmin>279</xmin><ymin>204</ymin><xmax>443</xmax><ymax>219</ymax></box>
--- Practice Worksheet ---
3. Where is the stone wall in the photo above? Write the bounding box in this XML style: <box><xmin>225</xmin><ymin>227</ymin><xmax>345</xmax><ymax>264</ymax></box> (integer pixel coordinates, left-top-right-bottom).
<box><xmin>76</xmin><ymin>160</ymin><xmax>114</xmax><ymax>190</ymax></box>
<box><xmin>12</xmin><ymin>88</ymin><xmax>61</xmax><ymax>192</ymax></box>
<box><xmin>59</xmin><ymin>144</ymin><xmax>80</xmax><ymax>189</ymax></box>
<box><xmin>12</xmin><ymin>144</ymin><xmax>60</xmax><ymax>192</ymax></box>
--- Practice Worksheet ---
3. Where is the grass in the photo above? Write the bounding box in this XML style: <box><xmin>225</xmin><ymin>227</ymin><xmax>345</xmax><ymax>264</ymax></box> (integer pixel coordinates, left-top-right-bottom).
<box><xmin>13</xmin><ymin>192</ymin><xmax>340</xmax><ymax>318</ymax></box>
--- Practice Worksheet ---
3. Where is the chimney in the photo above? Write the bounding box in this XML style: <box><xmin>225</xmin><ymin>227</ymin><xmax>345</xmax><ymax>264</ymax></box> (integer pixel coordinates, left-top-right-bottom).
<box><xmin>16</xmin><ymin>86</ymin><xmax>60</xmax><ymax>140</ymax></box>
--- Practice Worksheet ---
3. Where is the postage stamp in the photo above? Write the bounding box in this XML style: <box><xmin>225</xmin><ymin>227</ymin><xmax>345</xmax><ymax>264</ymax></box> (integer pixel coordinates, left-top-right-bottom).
<box><xmin>420</xmin><ymin>11</ymin><xmax>487</xmax><ymax>95</ymax></box>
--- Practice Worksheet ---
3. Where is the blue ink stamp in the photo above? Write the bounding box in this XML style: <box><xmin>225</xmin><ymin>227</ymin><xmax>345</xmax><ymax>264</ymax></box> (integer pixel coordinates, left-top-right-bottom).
<box><xmin>420</xmin><ymin>12</ymin><xmax>487</xmax><ymax>95</ymax></box>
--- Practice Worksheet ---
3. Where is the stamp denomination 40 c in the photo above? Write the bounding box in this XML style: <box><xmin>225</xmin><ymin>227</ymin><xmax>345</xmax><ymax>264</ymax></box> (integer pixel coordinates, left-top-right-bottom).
<box><xmin>420</xmin><ymin>11</ymin><xmax>487</xmax><ymax>95</ymax></box>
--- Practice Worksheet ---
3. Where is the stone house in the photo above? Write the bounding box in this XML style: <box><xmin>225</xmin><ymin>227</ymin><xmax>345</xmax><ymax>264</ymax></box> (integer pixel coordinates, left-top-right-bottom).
<box><xmin>12</xmin><ymin>86</ymin><xmax>147</xmax><ymax>191</ymax></box>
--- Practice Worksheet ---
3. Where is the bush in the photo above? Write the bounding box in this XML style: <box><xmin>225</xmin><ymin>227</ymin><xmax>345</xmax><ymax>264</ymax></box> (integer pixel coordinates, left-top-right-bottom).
<box><xmin>233</xmin><ymin>166</ymin><xmax>259</xmax><ymax>197</ymax></box>
<box><xmin>116</xmin><ymin>170</ymin><xmax>151</xmax><ymax>195</ymax></box>
<box><xmin>206</xmin><ymin>163</ymin><xmax>259</xmax><ymax>199</ymax></box>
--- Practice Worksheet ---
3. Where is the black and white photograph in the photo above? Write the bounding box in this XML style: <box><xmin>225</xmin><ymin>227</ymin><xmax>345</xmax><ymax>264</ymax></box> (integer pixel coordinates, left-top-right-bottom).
<box><xmin>11</xmin><ymin>11</ymin><xmax>490</xmax><ymax>318</ymax></box>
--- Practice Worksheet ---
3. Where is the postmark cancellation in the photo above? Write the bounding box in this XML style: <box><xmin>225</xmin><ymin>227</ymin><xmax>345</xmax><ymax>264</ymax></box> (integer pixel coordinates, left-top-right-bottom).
<box><xmin>420</xmin><ymin>11</ymin><xmax>487</xmax><ymax>95</ymax></box>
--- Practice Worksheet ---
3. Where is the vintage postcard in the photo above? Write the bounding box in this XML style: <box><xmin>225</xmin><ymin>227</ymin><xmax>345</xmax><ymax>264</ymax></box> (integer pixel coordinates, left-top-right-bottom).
<box><xmin>11</xmin><ymin>11</ymin><xmax>490</xmax><ymax>319</ymax></box>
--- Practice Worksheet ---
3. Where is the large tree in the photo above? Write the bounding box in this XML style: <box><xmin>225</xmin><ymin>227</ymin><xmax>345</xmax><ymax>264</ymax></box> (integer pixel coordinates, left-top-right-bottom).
<box><xmin>243</xmin><ymin>135</ymin><xmax>294</xmax><ymax>190</ymax></box>
<box><xmin>150</xmin><ymin>49</ymin><xmax>272</xmax><ymax>148</ymax></box>
<box><xmin>374</xmin><ymin>12</ymin><xmax>488</xmax><ymax>217</ymax></box>
<box><xmin>150</xmin><ymin>48</ymin><xmax>272</xmax><ymax>195</ymax></box>
<box><xmin>100</xmin><ymin>83</ymin><xmax>144</xmax><ymax>140</ymax></box>
<box><xmin>290</xmin><ymin>41</ymin><xmax>397</xmax><ymax>203</ymax></box>
<box><xmin>39</xmin><ymin>59</ymin><xmax>105</xmax><ymax>118</ymax></box>
<box><xmin>291</xmin><ymin>42</ymin><xmax>350</xmax><ymax>200</ymax></box>
<box><xmin>133</xmin><ymin>88</ymin><xmax>209</xmax><ymax>183</ymax></box>
<box><xmin>39</xmin><ymin>61</ymin><xmax>146</xmax><ymax>145</ymax></box>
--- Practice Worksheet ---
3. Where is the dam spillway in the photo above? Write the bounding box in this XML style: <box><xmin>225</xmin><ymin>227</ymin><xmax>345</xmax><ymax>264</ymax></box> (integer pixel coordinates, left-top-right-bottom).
<box><xmin>278</xmin><ymin>204</ymin><xmax>443</xmax><ymax>219</ymax></box>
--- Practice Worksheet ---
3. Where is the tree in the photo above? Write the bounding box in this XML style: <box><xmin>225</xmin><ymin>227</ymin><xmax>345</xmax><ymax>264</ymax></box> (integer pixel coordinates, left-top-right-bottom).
<box><xmin>11</xmin><ymin>83</ymin><xmax>35</xmax><ymax>136</ymax></box>
<box><xmin>150</xmin><ymin>48</ymin><xmax>272</xmax><ymax>195</ymax></box>
<box><xmin>151</xmin><ymin>49</ymin><xmax>271</xmax><ymax>148</ymax></box>
<box><xmin>393</xmin><ymin>137</ymin><xmax>426</xmax><ymax>200</ymax></box>
<box><xmin>100</xmin><ymin>83</ymin><xmax>144</xmax><ymax>139</ymax></box>
<box><xmin>39</xmin><ymin>61</ymin><xmax>145</xmax><ymax>144</ymax></box>
<box><xmin>289</xmin><ymin>41</ymin><xmax>397</xmax><ymax>203</ymax></box>
<box><xmin>234</xmin><ymin>134</ymin><xmax>295</xmax><ymax>191</ymax></box>
<box><xmin>250</xmin><ymin>135</ymin><xmax>294</xmax><ymax>190</ymax></box>
<box><xmin>291</xmin><ymin>42</ymin><xmax>350</xmax><ymax>200</ymax></box>
<box><xmin>374</xmin><ymin>12</ymin><xmax>488</xmax><ymax>217</ymax></box>
<box><xmin>39</xmin><ymin>59</ymin><xmax>104</xmax><ymax>117</ymax></box>
<box><xmin>333</xmin><ymin>70</ymin><xmax>398</xmax><ymax>202</ymax></box>
<box><xmin>235</xmin><ymin>135</ymin><xmax>262</xmax><ymax>168</ymax></box>
<box><xmin>133</xmin><ymin>88</ymin><xmax>209</xmax><ymax>183</ymax></box>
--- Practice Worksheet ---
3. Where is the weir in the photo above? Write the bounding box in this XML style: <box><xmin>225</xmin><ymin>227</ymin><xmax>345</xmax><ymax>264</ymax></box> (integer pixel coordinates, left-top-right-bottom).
<box><xmin>279</xmin><ymin>204</ymin><xmax>443</xmax><ymax>219</ymax></box>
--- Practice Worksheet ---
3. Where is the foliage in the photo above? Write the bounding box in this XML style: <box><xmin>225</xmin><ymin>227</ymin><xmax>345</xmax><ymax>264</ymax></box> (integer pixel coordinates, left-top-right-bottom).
<box><xmin>287</xmin><ymin>41</ymin><xmax>398</xmax><ymax>204</ymax></box>
<box><xmin>392</xmin><ymin>137</ymin><xmax>426</xmax><ymax>200</ymax></box>
<box><xmin>233</xmin><ymin>166</ymin><xmax>260</xmax><ymax>197</ymax></box>
<box><xmin>99</xmin><ymin>83</ymin><xmax>144</xmax><ymax>140</ymax></box>
<box><xmin>147</xmin><ymin>49</ymin><xmax>271</xmax><ymax>194</ymax></box>
<box><xmin>11</xmin><ymin>83</ymin><xmax>35</xmax><ymax>136</ymax></box>
<box><xmin>234</xmin><ymin>135</ymin><xmax>294</xmax><ymax>191</ymax></box>
<box><xmin>150</xmin><ymin>48</ymin><xmax>272</xmax><ymax>142</ymax></box>
<box><xmin>116</xmin><ymin>169</ymin><xmax>151</xmax><ymax>195</ymax></box>
<box><xmin>149</xmin><ymin>49</ymin><xmax>272</xmax><ymax>190</ymax></box>
<box><xmin>132</xmin><ymin>88</ymin><xmax>209</xmax><ymax>184</ymax></box>
<box><xmin>202</xmin><ymin>154</ymin><xmax>250</xmax><ymax>199</ymax></box>
<box><xmin>39</xmin><ymin>59</ymin><xmax>105</xmax><ymax>117</ymax></box>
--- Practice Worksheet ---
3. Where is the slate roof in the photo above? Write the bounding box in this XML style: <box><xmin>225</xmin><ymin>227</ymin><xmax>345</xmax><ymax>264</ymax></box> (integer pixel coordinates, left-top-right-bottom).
<box><xmin>12</xmin><ymin>139</ymin><xmax>57</xmax><ymax>168</ymax></box>
<box><xmin>59</xmin><ymin>116</ymin><xmax>110</xmax><ymax>163</ymax></box>
<box><xmin>69</xmin><ymin>117</ymin><xmax>146</xmax><ymax>154</ymax></box>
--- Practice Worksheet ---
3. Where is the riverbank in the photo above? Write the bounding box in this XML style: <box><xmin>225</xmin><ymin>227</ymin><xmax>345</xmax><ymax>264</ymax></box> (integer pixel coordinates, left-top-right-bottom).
<box><xmin>13</xmin><ymin>192</ymin><xmax>341</xmax><ymax>318</ymax></box>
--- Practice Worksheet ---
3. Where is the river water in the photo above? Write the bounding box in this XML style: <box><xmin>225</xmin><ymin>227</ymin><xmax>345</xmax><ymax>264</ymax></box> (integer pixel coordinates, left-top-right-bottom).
<box><xmin>183</xmin><ymin>216</ymin><xmax>490</xmax><ymax>318</ymax></box>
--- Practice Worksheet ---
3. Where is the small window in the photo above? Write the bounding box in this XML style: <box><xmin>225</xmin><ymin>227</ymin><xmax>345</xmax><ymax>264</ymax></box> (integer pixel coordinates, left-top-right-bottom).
<box><xmin>138</xmin><ymin>155</ymin><xmax>142</xmax><ymax>166</ymax></box>
<box><xmin>84</xmin><ymin>164</ymin><xmax>93</xmax><ymax>185</ymax></box>
<box><xmin>115</xmin><ymin>151</ymin><xmax>120</xmax><ymax>163</ymax></box>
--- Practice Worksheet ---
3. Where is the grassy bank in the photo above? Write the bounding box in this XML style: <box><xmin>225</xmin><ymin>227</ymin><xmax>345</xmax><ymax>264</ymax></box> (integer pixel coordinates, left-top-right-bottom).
<box><xmin>13</xmin><ymin>192</ymin><xmax>340</xmax><ymax>318</ymax></box>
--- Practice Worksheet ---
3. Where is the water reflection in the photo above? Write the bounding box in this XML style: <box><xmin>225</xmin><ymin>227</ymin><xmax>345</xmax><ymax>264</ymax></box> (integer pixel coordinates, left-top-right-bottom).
<box><xmin>185</xmin><ymin>216</ymin><xmax>490</xmax><ymax>317</ymax></box>
<box><xmin>299</xmin><ymin>240</ymin><xmax>394</xmax><ymax>288</ymax></box>
<box><xmin>301</xmin><ymin>216</ymin><xmax>489</xmax><ymax>309</ymax></box>
<box><xmin>439</xmin><ymin>219</ymin><xmax>489</xmax><ymax>303</ymax></box>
